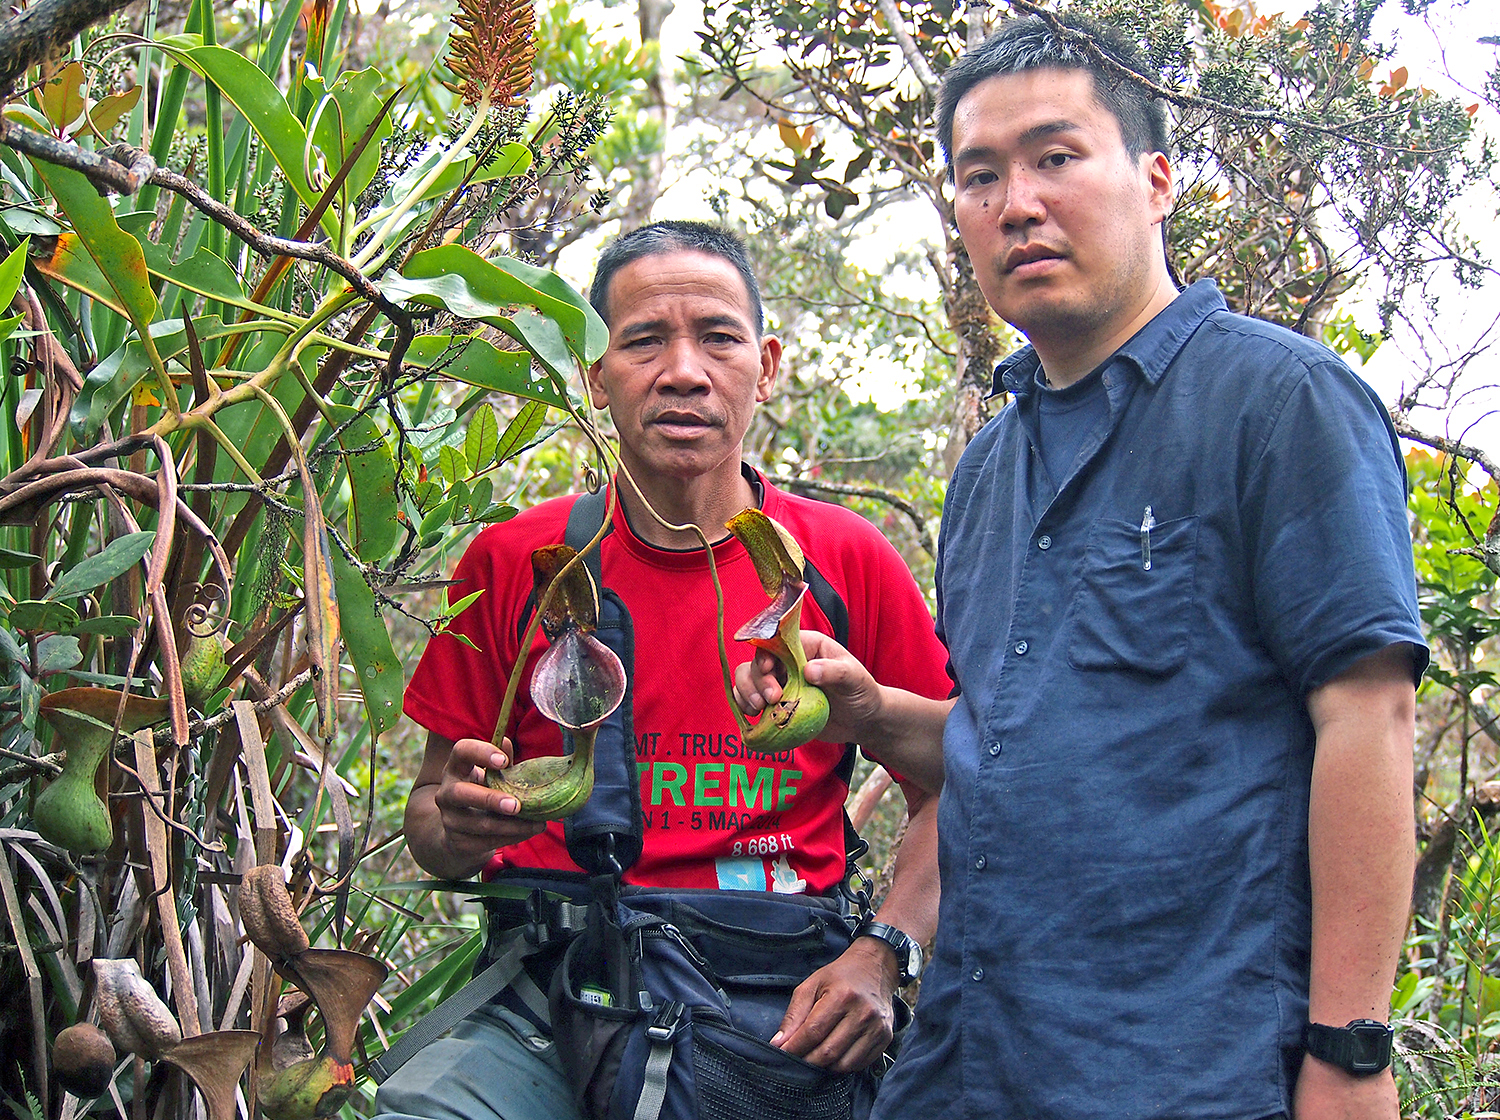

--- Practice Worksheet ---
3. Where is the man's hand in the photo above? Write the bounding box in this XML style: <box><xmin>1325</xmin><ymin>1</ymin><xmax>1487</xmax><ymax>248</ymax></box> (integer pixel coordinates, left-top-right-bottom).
<box><xmin>734</xmin><ymin>630</ymin><xmax>884</xmax><ymax>746</ymax></box>
<box><xmin>734</xmin><ymin>632</ymin><xmax>951</xmax><ymax>793</ymax></box>
<box><xmin>404</xmin><ymin>732</ymin><xmax>546</xmax><ymax>879</ymax></box>
<box><xmin>771</xmin><ymin>937</ymin><xmax>897</xmax><ymax>1074</ymax></box>
<box><xmin>1292</xmin><ymin>1056</ymin><xmax>1399</xmax><ymax>1120</ymax></box>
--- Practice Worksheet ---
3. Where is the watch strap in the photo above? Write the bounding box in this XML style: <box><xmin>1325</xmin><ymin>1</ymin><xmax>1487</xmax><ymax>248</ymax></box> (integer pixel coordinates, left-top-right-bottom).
<box><xmin>1304</xmin><ymin>1019</ymin><xmax>1393</xmax><ymax>1076</ymax></box>
<box><xmin>855</xmin><ymin>920</ymin><xmax>920</xmax><ymax>985</ymax></box>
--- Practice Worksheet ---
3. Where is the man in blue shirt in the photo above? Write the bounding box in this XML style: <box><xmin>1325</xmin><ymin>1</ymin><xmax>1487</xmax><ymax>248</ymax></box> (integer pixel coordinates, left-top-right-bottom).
<box><xmin>737</xmin><ymin>16</ymin><xmax>1428</xmax><ymax>1120</ymax></box>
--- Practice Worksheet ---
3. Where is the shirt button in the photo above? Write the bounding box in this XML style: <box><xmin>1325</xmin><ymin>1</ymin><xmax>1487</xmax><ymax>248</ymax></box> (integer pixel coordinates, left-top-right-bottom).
<box><xmin>971</xmin><ymin>968</ymin><xmax>985</xmax><ymax>982</ymax></box>
<box><xmin>1037</xmin><ymin>534</ymin><xmax>1052</xmax><ymax>550</ymax></box>
<box><xmin>1014</xmin><ymin>640</ymin><xmax>1029</xmax><ymax>656</ymax></box>
<box><xmin>988</xmin><ymin>742</ymin><xmax>1001</xmax><ymax>757</ymax></box>
<box><xmin>974</xmin><ymin>855</ymin><xmax>987</xmax><ymax>870</ymax></box>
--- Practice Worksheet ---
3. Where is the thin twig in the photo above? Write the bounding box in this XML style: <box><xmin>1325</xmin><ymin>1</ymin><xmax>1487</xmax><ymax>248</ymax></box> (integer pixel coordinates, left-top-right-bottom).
<box><xmin>1002</xmin><ymin>0</ymin><xmax>1464</xmax><ymax>155</ymax></box>
<box><xmin>767</xmin><ymin>473</ymin><xmax>934</xmax><ymax>557</ymax></box>
<box><xmin>874</xmin><ymin>0</ymin><xmax>937</xmax><ymax>92</ymax></box>
<box><xmin>0</xmin><ymin>121</ymin><xmax>417</xmax><ymax>384</ymax></box>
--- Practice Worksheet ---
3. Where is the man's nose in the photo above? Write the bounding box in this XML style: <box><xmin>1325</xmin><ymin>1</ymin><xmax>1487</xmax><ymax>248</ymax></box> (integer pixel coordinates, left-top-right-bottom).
<box><xmin>999</xmin><ymin>170</ymin><xmax>1046</xmax><ymax>230</ymax></box>
<box><xmin>657</xmin><ymin>339</ymin><xmax>712</xmax><ymax>391</ymax></box>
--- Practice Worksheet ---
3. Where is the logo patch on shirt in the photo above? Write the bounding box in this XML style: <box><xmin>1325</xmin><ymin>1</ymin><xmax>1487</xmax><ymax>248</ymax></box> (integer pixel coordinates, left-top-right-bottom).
<box><xmin>716</xmin><ymin>857</ymin><xmax>767</xmax><ymax>891</ymax></box>
<box><xmin>769</xmin><ymin>854</ymin><xmax>806</xmax><ymax>894</ymax></box>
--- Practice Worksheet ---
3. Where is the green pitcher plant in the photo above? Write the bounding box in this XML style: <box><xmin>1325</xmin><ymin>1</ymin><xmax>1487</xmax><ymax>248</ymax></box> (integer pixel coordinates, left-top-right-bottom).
<box><xmin>486</xmin><ymin>542</ymin><xmax>627</xmax><ymax>820</ymax></box>
<box><xmin>725</xmin><ymin>509</ymin><xmax>830</xmax><ymax>754</ymax></box>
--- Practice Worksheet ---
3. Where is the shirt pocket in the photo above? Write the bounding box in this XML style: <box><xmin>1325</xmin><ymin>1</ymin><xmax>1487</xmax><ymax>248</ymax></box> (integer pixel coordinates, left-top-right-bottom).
<box><xmin>1067</xmin><ymin>515</ymin><xmax>1199</xmax><ymax>677</ymax></box>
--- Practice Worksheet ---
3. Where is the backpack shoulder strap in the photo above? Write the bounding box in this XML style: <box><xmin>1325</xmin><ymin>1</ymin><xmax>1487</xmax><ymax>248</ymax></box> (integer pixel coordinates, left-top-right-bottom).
<box><xmin>802</xmin><ymin>558</ymin><xmax>849</xmax><ymax>649</ymax></box>
<box><xmin>514</xmin><ymin>490</ymin><xmax>614</xmax><ymax>647</ymax></box>
<box><xmin>565</xmin><ymin>488</ymin><xmax>611</xmax><ymax>582</ymax></box>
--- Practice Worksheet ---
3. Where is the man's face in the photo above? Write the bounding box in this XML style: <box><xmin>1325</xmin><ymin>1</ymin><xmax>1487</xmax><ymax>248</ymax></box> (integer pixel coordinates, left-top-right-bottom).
<box><xmin>587</xmin><ymin>250</ymin><xmax>779</xmax><ymax>481</ymax></box>
<box><xmin>949</xmin><ymin>68</ymin><xmax>1173</xmax><ymax>347</ymax></box>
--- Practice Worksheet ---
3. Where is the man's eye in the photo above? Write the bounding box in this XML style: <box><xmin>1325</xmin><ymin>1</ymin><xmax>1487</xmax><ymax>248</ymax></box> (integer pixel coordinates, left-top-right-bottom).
<box><xmin>1042</xmin><ymin>152</ymin><xmax>1072</xmax><ymax>169</ymax></box>
<box><xmin>705</xmin><ymin>332</ymin><xmax>739</xmax><ymax>345</ymax></box>
<box><xmin>964</xmin><ymin>170</ymin><xmax>998</xmax><ymax>188</ymax></box>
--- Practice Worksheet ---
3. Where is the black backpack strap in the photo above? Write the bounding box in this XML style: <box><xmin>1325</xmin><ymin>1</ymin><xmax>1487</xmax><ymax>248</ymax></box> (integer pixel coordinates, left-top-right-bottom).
<box><xmin>513</xmin><ymin>489</ymin><xmax>614</xmax><ymax>647</ymax></box>
<box><xmin>565</xmin><ymin>488</ymin><xmax>610</xmax><ymax>587</ymax></box>
<box><xmin>559</xmin><ymin>489</ymin><xmax>644</xmax><ymax>876</ymax></box>
<box><xmin>802</xmin><ymin>558</ymin><xmax>848</xmax><ymax>649</ymax></box>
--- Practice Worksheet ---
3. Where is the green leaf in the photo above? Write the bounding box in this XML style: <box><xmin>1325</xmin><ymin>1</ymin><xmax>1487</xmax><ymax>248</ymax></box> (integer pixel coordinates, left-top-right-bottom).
<box><xmin>438</xmin><ymin>445</ymin><xmax>464</xmax><ymax>489</ymax></box>
<box><xmin>8</xmin><ymin>600</ymin><xmax>80</xmax><ymax>632</ymax></box>
<box><xmin>489</xmin><ymin>254</ymin><xmax>609</xmax><ymax>364</ymax></box>
<box><xmin>328</xmin><ymin>404</ymin><xmax>402</xmax><ymax>564</ymax></box>
<box><xmin>464</xmin><ymin>405</ymin><xmax>498</xmax><ymax>474</ymax></box>
<box><xmin>420</xmin><ymin>496</ymin><xmax>457</xmax><ymax>537</ymax></box>
<box><xmin>36</xmin><ymin>635</ymin><xmax>82</xmax><ymax>674</ymax></box>
<box><xmin>405</xmin><ymin>334</ymin><xmax>566</xmax><ymax>408</ymax></box>
<box><xmin>38</xmin><ymin>61</ymin><xmax>86</xmax><ymax>133</ymax></box>
<box><xmin>477</xmin><ymin>503</ymin><xmax>518</xmax><ymax>524</ymax></box>
<box><xmin>495</xmin><ymin>400</ymin><xmax>547</xmax><ymax>465</ymax></box>
<box><xmin>70</xmin><ymin>616</ymin><xmax>142</xmax><ymax>637</ymax></box>
<box><xmin>308</xmin><ymin>68</ymin><xmax>394</xmax><ymax>203</ymax></box>
<box><xmin>166</xmin><ymin>45</ymin><xmax>330</xmax><ymax>239</ymax></box>
<box><xmin>46</xmin><ymin>532</ymin><xmax>155</xmax><ymax>602</ymax></box>
<box><xmin>169</xmin><ymin>248</ymin><xmax>248</xmax><ymax>303</ymax></box>
<box><xmin>32</xmin><ymin>231</ymin><xmax>126</xmax><ymax>314</ymax></box>
<box><xmin>29</xmin><ymin>162</ymin><xmax>157</xmax><ymax>331</ymax></box>
<box><xmin>381</xmin><ymin>144</ymin><xmax>532</xmax><ymax>215</ymax></box>
<box><xmin>436</xmin><ymin>589</ymin><xmax>484</xmax><ymax>624</ymax></box>
<box><xmin>329</xmin><ymin>548</ymin><xmax>403</xmax><ymax>737</ymax></box>
<box><xmin>466</xmin><ymin>477</ymin><xmax>493</xmax><ymax>520</ymax></box>
<box><xmin>413</xmin><ymin>479</ymin><xmax>441</xmax><ymax>512</ymax></box>
<box><xmin>389</xmin><ymin>246</ymin><xmax>607</xmax><ymax>373</ymax></box>
<box><xmin>0</xmin><ymin>237</ymin><xmax>30</xmax><ymax>310</ymax></box>
<box><xmin>0</xmin><ymin>548</ymin><xmax>40</xmax><ymax>569</ymax></box>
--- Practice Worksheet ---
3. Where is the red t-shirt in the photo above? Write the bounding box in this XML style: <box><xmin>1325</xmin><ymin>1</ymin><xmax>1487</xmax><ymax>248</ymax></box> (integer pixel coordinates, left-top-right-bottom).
<box><xmin>404</xmin><ymin>471</ymin><xmax>952</xmax><ymax>894</ymax></box>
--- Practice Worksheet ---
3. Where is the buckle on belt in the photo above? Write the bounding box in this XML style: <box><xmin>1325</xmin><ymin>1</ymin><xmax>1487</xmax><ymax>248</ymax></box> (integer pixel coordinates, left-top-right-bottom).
<box><xmin>646</xmin><ymin>1000</ymin><xmax>686</xmax><ymax>1043</ymax></box>
<box><xmin>524</xmin><ymin>888</ymin><xmax>550</xmax><ymax>946</ymax></box>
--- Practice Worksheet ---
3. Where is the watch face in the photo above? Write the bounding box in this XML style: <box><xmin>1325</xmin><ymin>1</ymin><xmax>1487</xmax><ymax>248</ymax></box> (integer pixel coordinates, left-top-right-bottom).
<box><xmin>1348</xmin><ymin>1021</ymin><xmax>1392</xmax><ymax>1073</ymax></box>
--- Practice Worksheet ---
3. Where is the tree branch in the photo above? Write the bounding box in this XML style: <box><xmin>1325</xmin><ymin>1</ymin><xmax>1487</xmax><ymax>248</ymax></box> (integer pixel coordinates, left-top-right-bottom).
<box><xmin>874</xmin><ymin>0</ymin><xmax>937</xmax><ymax>93</ymax></box>
<box><xmin>1003</xmin><ymin>0</ymin><xmax>1465</xmax><ymax>155</ymax></box>
<box><xmin>0</xmin><ymin>0</ymin><xmax>137</xmax><ymax>92</ymax></box>
<box><xmin>766</xmin><ymin>473</ymin><xmax>934</xmax><ymax>557</ymax></box>
<box><xmin>0</xmin><ymin>124</ymin><xmax>416</xmax><ymax>384</ymax></box>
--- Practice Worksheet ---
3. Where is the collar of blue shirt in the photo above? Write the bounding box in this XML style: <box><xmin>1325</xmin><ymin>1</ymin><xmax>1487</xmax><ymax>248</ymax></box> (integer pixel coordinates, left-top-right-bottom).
<box><xmin>991</xmin><ymin>279</ymin><xmax>1229</xmax><ymax>398</ymax></box>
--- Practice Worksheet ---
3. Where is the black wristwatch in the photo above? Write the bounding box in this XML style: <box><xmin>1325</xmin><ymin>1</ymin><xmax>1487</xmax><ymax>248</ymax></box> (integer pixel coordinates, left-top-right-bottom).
<box><xmin>1304</xmin><ymin>1019</ymin><xmax>1394</xmax><ymax>1075</ymax></box>
<box><xmin>855</xmin><ymin>920</ymin><xmax>923</xmax><ymax>985</ymax></box>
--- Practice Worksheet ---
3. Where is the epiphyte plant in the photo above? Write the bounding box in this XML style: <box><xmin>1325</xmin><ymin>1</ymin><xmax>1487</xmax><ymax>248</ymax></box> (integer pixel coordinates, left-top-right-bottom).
<box><xmin>32</xmin><ymin>689</ymin><xmax>169</xmax><ymax>854</ymax></box>
<box><xmin>238</xmin><ymin>866</ymin><xmax>389</xmax><ymax>1120</ymax></box>
<box><xmin>726</xmin><ymin>509</ymin><xmax>830</xmax><ymax>754</ymax></box>
<box><xmin>486</xmin><ymin>544</ymin><xmax>626</xmax><ymax>820</ymax></box>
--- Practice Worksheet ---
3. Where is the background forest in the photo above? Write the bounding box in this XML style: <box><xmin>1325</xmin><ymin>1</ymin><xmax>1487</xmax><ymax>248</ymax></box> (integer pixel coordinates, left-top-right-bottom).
<box><xmin>0</xmin><ymin>0</ymin><xmax>1498</xmax><ymax>1115</ymax></box>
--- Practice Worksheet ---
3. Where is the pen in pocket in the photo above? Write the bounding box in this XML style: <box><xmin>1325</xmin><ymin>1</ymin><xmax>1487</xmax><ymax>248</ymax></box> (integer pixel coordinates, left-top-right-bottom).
<box><xmin>1140</xmin><ymin>506</ymin><xmax>1156</xmax><ymax>571</ymax></box>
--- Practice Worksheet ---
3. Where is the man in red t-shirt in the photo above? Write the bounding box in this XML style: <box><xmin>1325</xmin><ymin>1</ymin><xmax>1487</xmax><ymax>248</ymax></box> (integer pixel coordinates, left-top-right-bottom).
<box><xmin>381</xmin><ymin>221</ymin><xmax>950</xmax><ymax>1120</ymax></box>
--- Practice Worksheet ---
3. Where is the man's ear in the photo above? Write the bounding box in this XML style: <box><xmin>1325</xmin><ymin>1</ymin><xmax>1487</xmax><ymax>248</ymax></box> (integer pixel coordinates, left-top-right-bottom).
<box><xmin>586</xmin><ymin>360</ymin><xmax>609</xmax><ymax>409</ymax></box>
<box><xmin>756</xmin><ymin>336</ymin><xmax>782</xmax><ymax>403</ymax></box>
<box><xmin>1144</xmin><ymin>151</ymin><xmax>1174</xmax><ymax>225</ymax></box>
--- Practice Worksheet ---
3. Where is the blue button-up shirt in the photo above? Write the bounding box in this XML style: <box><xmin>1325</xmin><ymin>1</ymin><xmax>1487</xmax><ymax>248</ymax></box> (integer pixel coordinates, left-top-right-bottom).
<box><xmin>874</xmin><ymin>281</ymin><xmax>1428</xmax><ymax>1120</ymax></box>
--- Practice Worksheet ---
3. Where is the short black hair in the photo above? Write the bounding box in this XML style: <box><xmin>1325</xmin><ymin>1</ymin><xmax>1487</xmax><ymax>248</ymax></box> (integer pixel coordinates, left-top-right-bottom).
<box><xmin>936</xmin><ymin>15</ymin><xmax>1170</xmax><ymax>170</ymax></box>
<box><xmin>588</xmin><ymin>220</ymin><xmax>764</xmax><ymax>337</ymax></box>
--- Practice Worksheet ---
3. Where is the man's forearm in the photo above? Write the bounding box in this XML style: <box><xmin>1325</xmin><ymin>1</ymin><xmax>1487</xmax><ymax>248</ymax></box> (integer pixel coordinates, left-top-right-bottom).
<box><xmin>858</xmin><ymin>690</ymin><xmax>953</xmax><ymax>795</ymax></box>
<box><xmin>871</xmin><ymin>791</ymin><xmax>940</xmax><ymax>947</ymax></box>
<box><xmin>1296</xmin><ymin>646</ymin><xmax>1416</xmax><ymax>1118</ymax></box>
<box><xmin>1305</xmin><ymin>719</ymin><xmax>1414</xmax><ymax>1026</ymax></box>
<box><xmin>1305</xmin><ymin>649</ymin><xmax>1416</xmax><ymax>1027</ymax></box>
<box><xmin>404</xmin><ymin>785</ymin><xmax>485</xmax><ymax>880</ymax></box>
